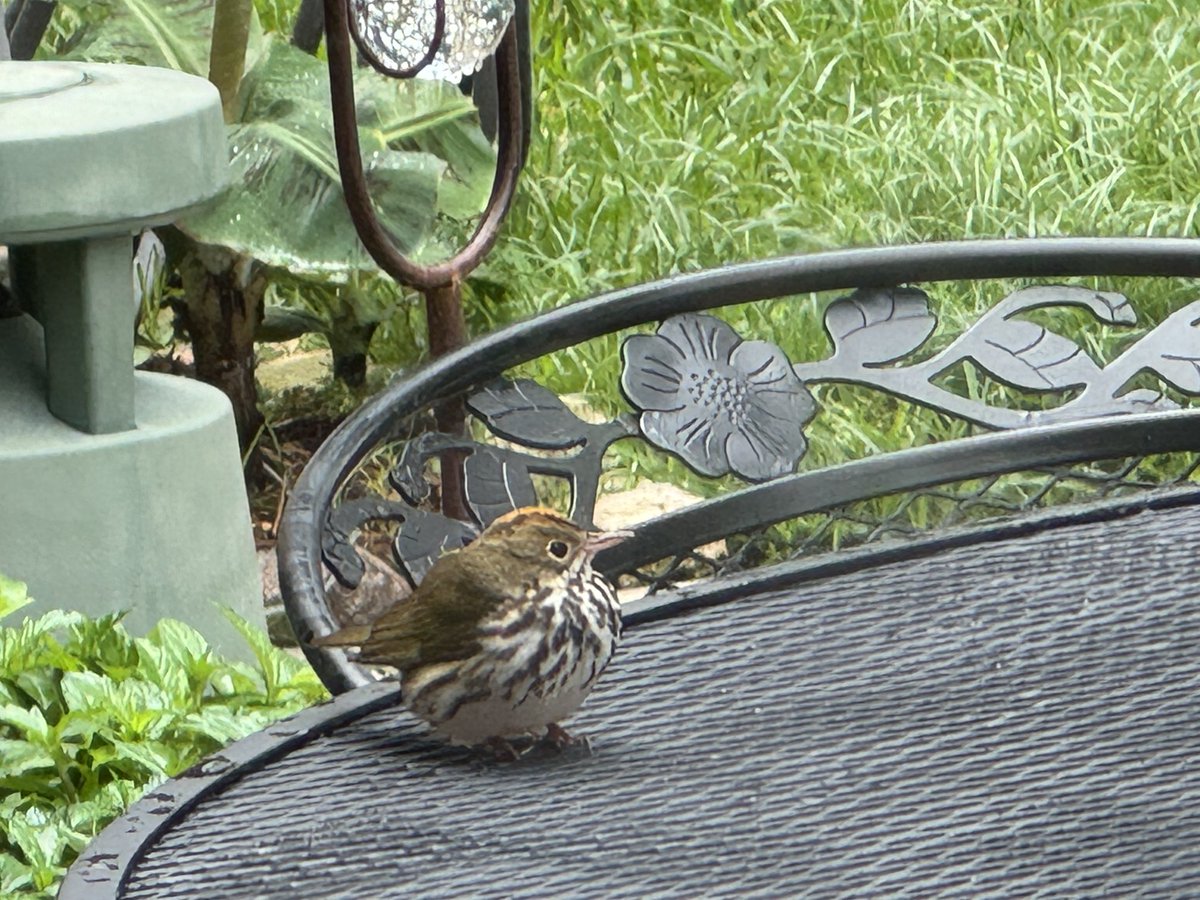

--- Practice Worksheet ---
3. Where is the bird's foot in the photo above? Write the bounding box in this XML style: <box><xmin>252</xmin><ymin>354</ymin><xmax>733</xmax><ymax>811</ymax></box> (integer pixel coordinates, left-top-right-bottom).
<box><xmin>543</xmin><ymin>723</ymin><xmax>592</xmax><ymax>754</ymax></box>
<box><xmin>484</xmin><ymin>736</ymin><xmax>523</xmax><ymax>762</ymax></box>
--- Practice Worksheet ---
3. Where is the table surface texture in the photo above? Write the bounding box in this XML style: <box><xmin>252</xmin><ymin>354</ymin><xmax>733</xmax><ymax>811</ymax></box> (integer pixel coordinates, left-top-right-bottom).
<box><xmin>96</xmin><ymin>495</ymin><xmax>1200</xmax><ymax>898</ymax></box>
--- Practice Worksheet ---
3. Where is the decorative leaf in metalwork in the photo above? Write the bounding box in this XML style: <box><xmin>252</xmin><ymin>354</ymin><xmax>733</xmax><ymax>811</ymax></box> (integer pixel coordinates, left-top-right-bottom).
<box><xmin>824</xmin><ymin>287</ymin><xmax>937</xmax><ymax>366</ymax></box>
<box><xmin>968</xmin><ymin>318</ymin><xmax>1102</xmax><ymax>391</ymax></box>
<box><xmin>462</xmin><ymin>444</ymin><xmax>538</xmax><ymax>526</ymax></box>
<box><xmin>990</xmin><ymin>284</ymin><xmax>1136</xmax><ymax>326</ymax></box>
<box><xmin>351</xmin><ymin>0</ymin><xmax>515</xmax><ymax>81</ymax></box>
<box><xmin>323</xmin><ymin>497</ymin><xmax>425</xmax><ymax>587</ymax></box>
<box><xmin>621</xmin><ymin>314</ymin><xmax>816</xmax><ymax>482</ymax></box>
<box><xmin>467</xmin><ymin>378</ymin><xmax>593</xmax><ymax>449</ymax></box>
<box><xmin>394</xmin><ymin>506</ymin><xmax>477</xmax><ymax>585</ymax></box>
<box><xmin>1136</xmin><ymin>303</ymin><xmax>1200</xmax><ymax>393</ymax></box>
<box><xmin>788</xmin><ymin>285</ymin><xmax>1200</xmax><ymax>428</ymax></box>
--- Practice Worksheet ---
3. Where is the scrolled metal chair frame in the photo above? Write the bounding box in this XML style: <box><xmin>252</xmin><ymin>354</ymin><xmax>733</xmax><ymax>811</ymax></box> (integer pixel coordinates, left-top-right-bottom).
<box><xmin>279</xmin><ymin>236</ymin><xmax>1200</xmax><ymax>694</ymax></box>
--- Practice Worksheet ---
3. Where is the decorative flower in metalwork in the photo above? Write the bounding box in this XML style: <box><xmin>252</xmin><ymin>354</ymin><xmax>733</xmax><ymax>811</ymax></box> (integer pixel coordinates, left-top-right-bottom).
<box><xmin>352</xmin><ymin>0</ymin><xmax>515</xmax><ymax>81</ymax></box>
<box><xmin>621</xmin><ymin>314</ymin><xmax>816</xmax><ymax>482</ymax></box>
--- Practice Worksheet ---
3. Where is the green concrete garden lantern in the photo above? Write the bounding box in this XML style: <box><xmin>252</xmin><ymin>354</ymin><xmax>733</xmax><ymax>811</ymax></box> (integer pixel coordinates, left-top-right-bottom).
<box><xmin>0</xmin><ymin>61</ymin><xmax>263</xmax><ymax>651</ymax></box>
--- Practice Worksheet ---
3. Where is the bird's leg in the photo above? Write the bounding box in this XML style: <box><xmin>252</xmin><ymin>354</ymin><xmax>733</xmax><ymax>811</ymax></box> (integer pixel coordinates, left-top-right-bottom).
<box><xmin>485</xmin><ymin>736</ymin><xmax>521</xmax><ymax>762</ymax></box>
<box><xmin>544</xmin><ymin>722</ymin><xmax>590</xmax><ymax>752</ymax></box>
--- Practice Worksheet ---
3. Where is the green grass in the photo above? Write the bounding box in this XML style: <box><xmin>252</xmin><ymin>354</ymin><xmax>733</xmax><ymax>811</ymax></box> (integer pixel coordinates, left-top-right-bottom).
<box><xmin>503</xmin><ymin>0</ymin><xmax>1200</xmax><ymax>276</ymax></box>
<box><xmin>451</xmin><ymin>0</ymin><xmax>1200</xmax><ymax>358</ymax></box>
<box><xmin>413</xmin><ymin>0</ymin><xmax>1200</xmax><ymax>486</ymax></box>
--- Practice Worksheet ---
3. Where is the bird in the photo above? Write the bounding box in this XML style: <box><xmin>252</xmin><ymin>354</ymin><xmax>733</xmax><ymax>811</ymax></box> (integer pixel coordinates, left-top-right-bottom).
<box><xmin>311</xmin><ymin>507</ymin><xmax>630</xmax><ymax>756</ymax></box>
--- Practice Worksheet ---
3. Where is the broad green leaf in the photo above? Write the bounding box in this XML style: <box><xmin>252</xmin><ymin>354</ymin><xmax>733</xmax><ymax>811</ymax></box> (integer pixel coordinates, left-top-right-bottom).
<box><xmin>0</xmin><ymin>573</ymin><xmax>31</xmax><ymax>621</ymax></box>
<box><xmin>353</xmin><ymin>73</ymin><xmax>494</xmax><ymax>222</ymax></box>
<box><xmin>58</xmin><ymin>671</ymin><xmax>112</xmax><ymax>714</ymax></box>
<box><xmin>7</xmin><ymin>807</ymin><xmax>70</xmax><ymax>875</ymax></box>
<box><xmin>14</xmin><ymin>669</ymin><xmax>63</xmax><ymax>718</ymax></box>
<box><xmin>177</xmin><ymin>38</ymin><xmax>490</xmax><ymax>276</ymax></box>
<box><xmin>0</xmin><ymin>739</ymin><xmax>56</xmax><ymax>776</ymax></box>
<box><xmin>0</xmin><ymin>850</ymin><xmax>34</xmax><ymax>895</ymax></box>
<box><xmin>65</xmin><ymin>612</ymin><xmax>137</xmax><ymax>680</ymax></box>
<box><xmin>64</xmin><ymin>0</ymin><xmax>264</xmax><ymax>79</ymax></box>
<box><xmin>0</xmin><ymin>705</ymin><xmax>51</xmax><ymax>744</ymax></box>
<box><xmin>177</xmin><ymin>705</ymin><xmax>255</xmax><ymax>745</ymax></box>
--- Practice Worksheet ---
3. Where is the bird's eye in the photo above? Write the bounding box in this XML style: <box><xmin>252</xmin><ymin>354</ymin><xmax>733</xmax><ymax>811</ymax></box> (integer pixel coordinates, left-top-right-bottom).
<box><xmin>548</xmin><ymin>540</ymin><xmax>570</xmax><ymax>559</ymax></box>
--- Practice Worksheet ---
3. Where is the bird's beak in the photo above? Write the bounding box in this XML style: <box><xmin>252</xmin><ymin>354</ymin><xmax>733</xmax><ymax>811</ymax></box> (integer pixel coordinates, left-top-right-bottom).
<box><xmin>585</xmin><ymin>528</ymin><xmax>634</xmax><ymax>556</ymax></box>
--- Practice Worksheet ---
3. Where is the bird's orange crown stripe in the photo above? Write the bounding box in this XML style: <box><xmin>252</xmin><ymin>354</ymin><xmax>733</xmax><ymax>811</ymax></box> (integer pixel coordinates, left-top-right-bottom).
<box><xmin>489</xmin><ymin>506</ymin><xmax>574</xmax><ymax>528</ymax></box>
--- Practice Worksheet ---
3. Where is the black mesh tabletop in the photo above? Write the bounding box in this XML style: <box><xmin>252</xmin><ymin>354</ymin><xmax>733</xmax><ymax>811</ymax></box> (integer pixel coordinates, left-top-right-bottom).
<box><xmin>65</xmin><ymin>494</ymin><xmax>1200</xmax><ymax>898</ymax></box>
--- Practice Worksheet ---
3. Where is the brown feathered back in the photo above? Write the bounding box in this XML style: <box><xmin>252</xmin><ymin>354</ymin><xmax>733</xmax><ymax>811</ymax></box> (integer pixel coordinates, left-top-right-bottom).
<box><xmin>310</xmin><ymin>508</ymin><xmax>590</xmax><ymax>674</ymax></box>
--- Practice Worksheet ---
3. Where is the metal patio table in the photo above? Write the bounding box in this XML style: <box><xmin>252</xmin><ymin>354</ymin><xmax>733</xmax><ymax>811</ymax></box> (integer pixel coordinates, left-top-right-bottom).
<box><xmin>62</xmin><ymin>483</ymin><xmax>1200</xmax><ymax>897</ymax></box>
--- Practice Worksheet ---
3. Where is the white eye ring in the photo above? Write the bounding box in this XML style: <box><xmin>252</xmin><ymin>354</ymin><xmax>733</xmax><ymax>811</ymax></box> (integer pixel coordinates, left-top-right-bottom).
<box><xmin>548</xmin><ymin>539</ymin><xmax>569</xmax><ymax>559</ymax></box>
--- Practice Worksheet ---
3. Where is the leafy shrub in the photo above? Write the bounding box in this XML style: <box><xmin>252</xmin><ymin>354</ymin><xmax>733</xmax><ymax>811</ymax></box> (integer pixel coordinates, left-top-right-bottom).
<box><xmin>0</xmin><ymin>575</ymin><xmax>327</xmax><ymax>896</ymax></box>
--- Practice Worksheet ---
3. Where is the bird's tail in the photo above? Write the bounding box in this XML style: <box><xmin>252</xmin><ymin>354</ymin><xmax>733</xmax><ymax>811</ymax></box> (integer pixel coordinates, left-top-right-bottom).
<box><xmin>309</xmin><ymin>624</ymin><xmax>372</xmax><ymax>648</ymax></box>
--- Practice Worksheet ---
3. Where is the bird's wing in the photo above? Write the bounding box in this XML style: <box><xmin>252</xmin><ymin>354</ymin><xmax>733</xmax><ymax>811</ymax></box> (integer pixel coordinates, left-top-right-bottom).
<box><xmin>309</xmin><ymin>624</ymin><xmax>372</xmax><ymax>648</ymax></box>
<box><xmin>359</xmin><ymin>544</ymin><xmax>513</xmax><ymax>670</ymax></box>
